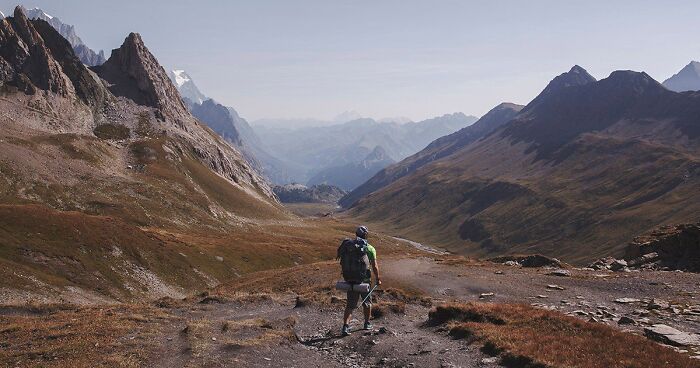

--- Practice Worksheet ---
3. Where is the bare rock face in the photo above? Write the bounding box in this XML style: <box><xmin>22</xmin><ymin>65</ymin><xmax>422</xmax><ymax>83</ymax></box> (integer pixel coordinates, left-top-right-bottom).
<box><xmin>625</xmin><ymin>222</ymin><xmax>700</xmax><ymax>272</ymax></box>
<box><xmin>95</xmin><ymin>33</ymin><xmax>190</xmax><ymax>123</ymax></box>
<box><xmin>0</xmin><ymin>6</ymin><xmax>75</xmax><ymax>96</ymax></box>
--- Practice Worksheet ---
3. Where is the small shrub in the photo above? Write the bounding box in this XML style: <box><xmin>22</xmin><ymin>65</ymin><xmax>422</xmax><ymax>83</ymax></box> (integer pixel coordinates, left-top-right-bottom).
<box><xmin>93</xmin><ymin>123</ymin><xmax>130</xmax><ymax>140</ymax></box>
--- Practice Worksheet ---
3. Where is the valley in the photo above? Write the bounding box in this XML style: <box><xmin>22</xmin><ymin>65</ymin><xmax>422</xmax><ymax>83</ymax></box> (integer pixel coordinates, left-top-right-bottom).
<box><xmin>1</xmin><ymin>3</ymin><xmax>699</xmax><ymax>368</ymax></box>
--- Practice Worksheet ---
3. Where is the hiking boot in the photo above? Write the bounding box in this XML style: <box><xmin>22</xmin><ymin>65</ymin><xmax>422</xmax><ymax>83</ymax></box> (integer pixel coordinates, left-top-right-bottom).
<box><xmin>364</xmin><ymin>321</ymin><xmax>373</xmax><ymax>330</ymax></box>
<box><xmin>341</xmin><ymin>324</ymin><xmax>351</xmax><ymax>336</ymax></box>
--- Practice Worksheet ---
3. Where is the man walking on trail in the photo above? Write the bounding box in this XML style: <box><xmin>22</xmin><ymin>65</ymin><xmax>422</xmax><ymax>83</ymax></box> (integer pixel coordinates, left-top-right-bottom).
<box><xmin>338</xmin><ymin>225</ymin><xmax>381</xmax><ymax>336</ymax></box>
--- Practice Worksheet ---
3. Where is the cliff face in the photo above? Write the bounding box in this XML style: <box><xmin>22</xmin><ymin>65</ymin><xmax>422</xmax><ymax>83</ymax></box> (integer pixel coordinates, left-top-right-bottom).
<box><xmin>626</xmin><ymin>223</ymin><xmax>700</xmax><ymax>272</ymax></box>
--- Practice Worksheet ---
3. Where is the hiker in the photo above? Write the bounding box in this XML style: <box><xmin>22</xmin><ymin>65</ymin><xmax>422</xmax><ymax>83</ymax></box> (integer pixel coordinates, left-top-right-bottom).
<box><xmin>337</xmin><ymin>225</ymin><xmax>381</xmax><ymax>336</ymax></box>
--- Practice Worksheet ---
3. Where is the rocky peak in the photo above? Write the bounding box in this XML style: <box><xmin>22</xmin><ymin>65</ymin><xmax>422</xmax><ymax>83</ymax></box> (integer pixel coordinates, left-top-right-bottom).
<box><xmin>95</xmin><ymin>32</ymin><xmax>190</xmax><ymax>122</ymax></box>
<box><xmin>602</xmin><ymin>70</ymin><xmax>664</xmax><ymax>95</ymax></box>
<box><xmin>0</xmin><ymin>6</ymin><xmax>75</xmax><ymax>96</ymax></box>
<box><xmin>10</xmin><ymin>6</ymin><xmax>42</xmax><ymax>45</ymax></box>
<box><xmin>525</xmin><ymin>65</ymin><xmax>596</xmax><ymax>111</ymax></box>
<box><xmin>169</xmin><ymin>69</ymin><xmax>207</xmax><ymax>104</ymax></box>
<box><xmin>663</xmin><ymin>61</ymin><xmax>700</xmax><ymax>92</ymax></box>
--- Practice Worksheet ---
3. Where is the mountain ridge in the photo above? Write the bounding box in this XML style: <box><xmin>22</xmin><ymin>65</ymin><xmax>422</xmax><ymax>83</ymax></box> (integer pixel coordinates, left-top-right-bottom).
<box><xmin>254</xmin><ymin>112</ymin><xmax>478</xmax><ymax>185</ymax></box>
<box><xmin>349</xmin><ymin>65</ymin><xmax>700</xmax><ymax>263</ymax></box>
<box><xmin>307</xmin><ymin>145</ymin><xmax>396</xmax><ymax>191</ymax></box>
<box><xmin>22</xmin><ymin>6</ymin><xmax>105</xmax><ymax>66</ymax></box>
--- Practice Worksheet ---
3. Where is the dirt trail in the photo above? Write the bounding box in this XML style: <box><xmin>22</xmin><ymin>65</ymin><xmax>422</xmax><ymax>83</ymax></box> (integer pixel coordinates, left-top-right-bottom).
<box><xmin>3</xmin><ymin>240</ymin><xmax>700</xmax><ymax>367</ymax></box>
<box><xmin>135</xmin><ymin>254</ymin><xmax>700</xmax><ymax>367</ymax></box>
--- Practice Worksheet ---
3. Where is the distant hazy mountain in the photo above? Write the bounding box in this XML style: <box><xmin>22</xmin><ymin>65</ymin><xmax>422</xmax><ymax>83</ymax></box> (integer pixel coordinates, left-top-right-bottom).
<box><xmin>170</xmin><ymin>70</ymin><xmax>298</xmax><ymax>184</ymax></box>
<box><xmin>663</xmin><ymin>61</ymin><xmax>700</xmax><ymax>92</ymax></box>
<box><xmin>340</xmin><ymin>102</ymin><xmax>523</xmax><ymax>207</ymax></box>
<box><xmin>333</xmin><ymin>110</ymin><xmax>363</xmax><ymax>124</ymax></box>
<box><xmin>254</xmin><ymin>113</ymin><xmax>478</xmax><ymax>184</ymax></box>
<box><xmin>252</xmin><ymin>117</ymin><xmax>341</xmax><ymax>130</ymax></box>
<box><xmin>379</xmin><ymin>116</ymin><xmax>413</xmax><ymax>124</ymax></box>
<box><xmin>22</xmin><ymin>6</ymin><xmax>105</xmax><ymax>66</ymax></box>
<box><xmin>273</xmin><ymin>183</ymin><xmax>346</xmax><ymax>204</ymax></box>
<box><xmin>307</xmin><ymin>146</ymin><xmax>396</xmax><ymax>191</ymax></box>
<box><xmin>253</xmin><ymin>113</ymin><xmax>412</xmax><ymax>130</ymax></box>
<box><xmin>170</xmin><ymin>70</ymin><xmax>207</xmax><ymax>104</ymax></box>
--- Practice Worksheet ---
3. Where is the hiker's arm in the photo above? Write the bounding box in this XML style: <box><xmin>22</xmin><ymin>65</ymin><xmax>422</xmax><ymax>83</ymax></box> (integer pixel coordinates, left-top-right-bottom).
<box><xmin>370</xmin><ymin>259</ymin><xmax>381</xmax><ymax>285</ymax></box>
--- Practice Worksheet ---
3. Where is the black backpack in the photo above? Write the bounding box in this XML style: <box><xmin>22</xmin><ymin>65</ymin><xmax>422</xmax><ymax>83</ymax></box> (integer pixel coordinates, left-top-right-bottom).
<box><xmin>337</xmin><ymin>238</ymin><xmax>370</xmax><ymax>283</ymax></box>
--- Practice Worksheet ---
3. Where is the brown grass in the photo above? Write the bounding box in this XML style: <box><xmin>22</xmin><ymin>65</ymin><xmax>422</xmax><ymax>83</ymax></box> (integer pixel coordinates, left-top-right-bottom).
<box><xmin>428</xmin><ymin>302</ymin><xmax>700</xmax><ymax>368</ymax></box>
<box><xmin>0</xmin><ymin>305</ymin><xmax>171</xmax><ymax>368</ymax></box>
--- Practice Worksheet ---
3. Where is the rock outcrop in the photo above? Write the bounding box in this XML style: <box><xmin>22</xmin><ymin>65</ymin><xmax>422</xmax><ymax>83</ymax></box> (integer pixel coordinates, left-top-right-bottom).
<box><xmin>624</xmin><ymin>222</ymin><xmax>700</xmax><ymax>272</ymax></box>
<box><xmin>489</xmin><ymin>254</ymin><xmax>563</xmax><ymax>268</ymax></box>
<box><xmin>95</xmin><ymin>33</ymin><xmax>190</xmax><ymax>123</ymax></box>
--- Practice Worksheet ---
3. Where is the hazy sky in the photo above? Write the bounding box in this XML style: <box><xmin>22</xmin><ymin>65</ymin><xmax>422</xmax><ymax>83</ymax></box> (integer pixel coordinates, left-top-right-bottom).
<box><xmin>2</xmin><ymin>1</ymin><xmax>699</xmax><ymax>121</ymax></box>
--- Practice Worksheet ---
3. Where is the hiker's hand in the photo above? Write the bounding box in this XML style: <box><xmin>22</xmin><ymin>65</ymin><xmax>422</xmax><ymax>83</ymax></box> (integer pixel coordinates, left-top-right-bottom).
<box><xmin>375</xmin><ymin>279</ymin><xmax>382</xmax><ymax>286</ymax></box>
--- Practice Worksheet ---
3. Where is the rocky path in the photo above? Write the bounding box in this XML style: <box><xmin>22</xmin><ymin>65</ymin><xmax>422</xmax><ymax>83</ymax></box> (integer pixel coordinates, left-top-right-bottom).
<box><xmin>140</xmin><ymin>293</ymin><xmax>494</xmax><ymax>368</ymax></box>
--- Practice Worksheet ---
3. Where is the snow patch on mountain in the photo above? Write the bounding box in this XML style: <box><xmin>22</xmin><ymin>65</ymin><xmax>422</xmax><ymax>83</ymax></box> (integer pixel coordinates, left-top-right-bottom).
<box><xmin>172</xmin><ymin>70</ymin><xmax>190</xmax><ymax>88</ymax></box>
<box><xmin>26</xmin><ymin>7</ymin><xmax>53</xmax><ymax>19</ymax></box>
<box><xmin>169</xmin><ymin>69</ymin><xmax>207</xmax><ymax>104</ymax></box>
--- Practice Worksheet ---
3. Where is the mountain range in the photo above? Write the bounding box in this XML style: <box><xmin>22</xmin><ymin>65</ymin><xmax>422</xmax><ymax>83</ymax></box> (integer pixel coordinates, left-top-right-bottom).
<box><xmin>253</xmin><ymin>113</ymin><xmax>479</xmax><ymax>187</ymax></box>
<box><xmin>21</xmin><ymin>6</ymin><xmax>105</xmax><ymax>66</ymax></box>
<box><xmin>341</xmin><ymin>102</ymin><xmax>523</xmax><ymax>207</ymax></box>
<box><xmin>307</xmin><ymin>145</ymin><xmax>396</xmax><ymax>191</ymax></box>
<box><xmin>347</xmin><ymin>65</ymin><xmax>700</xmax><ymax>263</ymax></box>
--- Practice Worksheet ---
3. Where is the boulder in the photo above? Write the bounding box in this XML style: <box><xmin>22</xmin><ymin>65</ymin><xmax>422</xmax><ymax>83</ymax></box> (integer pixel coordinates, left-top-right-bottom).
<box><xmin>618</xmin><ymin>316</ymin><xmax>636</xmax><ymax>325</ymax></box>
<box><xmin>547</xmin><ymin>269</ymin><xmax>571</xmax><ymax>277</ymax></box>
<box><xmin>614</xmin><ymin>298</ymin><xmax>641</xmax><ymax>304</ymax></box>
<box><xmin>644</xmin><ymin>324</ymin><xmax>700</xmax><ymax>347</ymax></box>
<box><xmin>609</xmin><ymin>259</ymin><xmax>628</xmax><ymax>271</ymax></box>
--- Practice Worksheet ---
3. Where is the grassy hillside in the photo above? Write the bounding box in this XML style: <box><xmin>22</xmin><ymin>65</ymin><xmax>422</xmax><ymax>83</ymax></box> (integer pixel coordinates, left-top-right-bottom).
<box><xmin>349</xmin><ymin>69</ymin><xmax>700</xmax><ymax>264</ymax></box>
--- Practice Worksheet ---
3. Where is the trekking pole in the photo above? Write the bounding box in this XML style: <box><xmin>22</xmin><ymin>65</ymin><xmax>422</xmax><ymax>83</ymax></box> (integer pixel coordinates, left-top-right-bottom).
<box><xmin>361</xmin><ymin>284</ymin><xmax>379</xmax><ymax>305</ymax></box>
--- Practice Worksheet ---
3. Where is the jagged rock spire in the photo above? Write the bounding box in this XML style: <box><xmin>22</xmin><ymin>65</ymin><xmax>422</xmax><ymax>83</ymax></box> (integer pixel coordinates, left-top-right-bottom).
<box><xmin>95</xmin><ymin>32</ymin><xmax>190</xmax><ymax>122</ymax></box>
<box><xmin>0</xmin><ymin>6</ymin><xmax>75</xmax><ymax>96</ymax></box>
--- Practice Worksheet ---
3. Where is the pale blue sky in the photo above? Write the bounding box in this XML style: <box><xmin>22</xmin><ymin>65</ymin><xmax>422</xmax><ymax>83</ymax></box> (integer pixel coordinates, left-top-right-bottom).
<box><xmin>2</xmin><ymin>0</ymin><xmax>699</xmax><ymax>121</ymax></box>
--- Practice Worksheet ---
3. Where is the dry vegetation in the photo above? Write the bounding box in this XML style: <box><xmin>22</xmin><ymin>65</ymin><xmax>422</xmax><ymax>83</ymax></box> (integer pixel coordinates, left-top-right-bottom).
<box><xmin>428</xmin><ymin>302</ymin><xmax>700</xmax><ymax>368</ymax></box>
<box><xmin>0</xmin><ymin>304</ymin><xmax>172</xmax><ymax>368</ymax></box>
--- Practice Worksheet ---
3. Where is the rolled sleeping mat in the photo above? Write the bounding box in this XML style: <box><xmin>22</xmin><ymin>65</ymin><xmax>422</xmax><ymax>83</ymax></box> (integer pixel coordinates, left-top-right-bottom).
<box><xmin>335</xmin><ymin>281</ymin><xmax>371</xmax><ymax>293</ymax></box>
